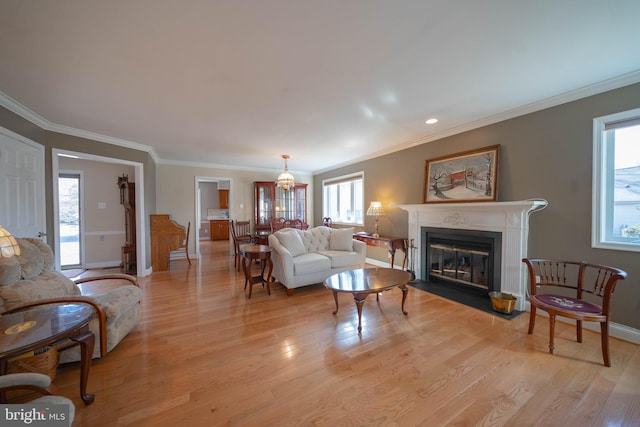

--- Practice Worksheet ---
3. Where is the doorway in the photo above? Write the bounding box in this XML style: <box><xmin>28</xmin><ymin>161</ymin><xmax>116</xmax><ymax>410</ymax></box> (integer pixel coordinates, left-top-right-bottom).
<box><xmin>58</xmin><ymin>172</ymin><xmax>83</xmax><ymax>268</ymax></box>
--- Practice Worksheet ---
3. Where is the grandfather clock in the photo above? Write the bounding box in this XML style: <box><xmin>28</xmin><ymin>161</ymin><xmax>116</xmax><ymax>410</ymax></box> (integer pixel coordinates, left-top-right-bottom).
<box><xmin>118</xmin><ymin>174</ymin><xmax>136</xmax><ymax>274</ymax></box>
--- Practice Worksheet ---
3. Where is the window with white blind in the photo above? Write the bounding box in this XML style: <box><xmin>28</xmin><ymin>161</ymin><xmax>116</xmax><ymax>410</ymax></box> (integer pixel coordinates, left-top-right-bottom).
<box><xmin>592</xmin><ymin>107</ymin><xmax>640</xmax><ymax>252</ymax></box>
<box><xmin>322</xmin><ymin>172</ymin><xmax>364</xmax><ymax>226</ymax></box>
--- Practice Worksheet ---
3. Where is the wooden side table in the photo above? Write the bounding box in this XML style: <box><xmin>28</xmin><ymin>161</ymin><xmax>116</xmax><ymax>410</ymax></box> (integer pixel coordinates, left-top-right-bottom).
<box><xmin>241</xmin><ymin>245</ymin><xmax>273</xmax><ymax>299</ymax></box>
<box><xmin>352</xmin><ymin>234</ymin><xmax>407</xmax><ymax>269</ymax></box>
<box><xmin>0</xmin><ymin>304</ymin><xmax>96</xmax><ymax>404</ymax></box>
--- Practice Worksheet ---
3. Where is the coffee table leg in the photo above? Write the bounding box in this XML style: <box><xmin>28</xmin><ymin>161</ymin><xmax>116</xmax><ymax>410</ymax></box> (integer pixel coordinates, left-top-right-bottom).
<box><xmin>71</xmin><ymin>330</ymin><xmax>95</xmax><ymax>404</ymax></box>
<box><xmin>353</xmin><ymin>292</ymin><xmax>367</xmax><ymax>333</ymax></box>
<box><xmin>401</xmin><ymin>285</ymin><xmax>408</xmax><ymax>315</ymax></box>
<box><xmin>331</xmin><ymin>291</ymin><xmax>339</xmax><ymax>314</ymax></box>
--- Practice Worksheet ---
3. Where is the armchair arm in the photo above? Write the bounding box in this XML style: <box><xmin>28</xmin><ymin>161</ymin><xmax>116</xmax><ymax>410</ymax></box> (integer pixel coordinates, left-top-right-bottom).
<box><xmin>0</xmin><ymin>373</ymin><xmax>52</xmax><ymax>404</ymax></box>
<box><xmin>73</xmin><ymin>273</ymin><xmax>139</xmax><ymax>287</ymax></box>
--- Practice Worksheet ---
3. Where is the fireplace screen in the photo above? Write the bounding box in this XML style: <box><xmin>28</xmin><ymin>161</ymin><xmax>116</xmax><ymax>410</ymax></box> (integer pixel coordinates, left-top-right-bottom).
<box><xmin>422</xmin><ymin>227</ymin><xmax>501</xmax><ymax>292</ymax></box>
<box><xmin>429</xmin><ymin>242</ymin><xmax>490</xmax><ymax>289</ymax></box>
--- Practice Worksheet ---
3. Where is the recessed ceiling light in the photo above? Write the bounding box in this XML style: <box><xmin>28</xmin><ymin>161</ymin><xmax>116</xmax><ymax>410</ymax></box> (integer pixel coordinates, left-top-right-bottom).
<box><xmin>425</xmin><ymin>118</ymin><xmax>438</xmax><ymax>125</ymax></box>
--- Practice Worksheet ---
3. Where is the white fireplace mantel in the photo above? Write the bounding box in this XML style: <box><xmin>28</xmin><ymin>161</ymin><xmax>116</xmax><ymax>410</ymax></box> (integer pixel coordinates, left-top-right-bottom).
<box><xmin>396</xmin><ymin>200</ymin><xmax>548</xmax><ymax>311</ymax></box>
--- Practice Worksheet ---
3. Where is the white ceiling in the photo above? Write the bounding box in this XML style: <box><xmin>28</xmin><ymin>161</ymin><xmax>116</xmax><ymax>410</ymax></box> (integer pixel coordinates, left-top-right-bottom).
<box><xmin>1</xmin><ymin>1</ymin><xmax>640</xmax><ymax>174</ymax></box>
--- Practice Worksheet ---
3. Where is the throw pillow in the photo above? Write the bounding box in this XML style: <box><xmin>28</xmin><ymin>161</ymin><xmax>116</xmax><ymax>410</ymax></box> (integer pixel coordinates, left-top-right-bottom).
<box><xmin>329</xmin><ymin>228</ymin><xmax>354</xmax><ymax>251</ymax></box>
<box><xmin>277</xmin><ymin>230</ymin><xmax>306</xmax><ymax>257</ymax></box>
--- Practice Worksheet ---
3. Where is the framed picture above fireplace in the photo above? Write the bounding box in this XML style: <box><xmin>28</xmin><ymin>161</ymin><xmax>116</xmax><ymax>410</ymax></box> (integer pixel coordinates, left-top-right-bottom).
<box><xmin>423</xmin><ymin>144</ymin><xmax>500</xmax><ymax>203</ymax></box>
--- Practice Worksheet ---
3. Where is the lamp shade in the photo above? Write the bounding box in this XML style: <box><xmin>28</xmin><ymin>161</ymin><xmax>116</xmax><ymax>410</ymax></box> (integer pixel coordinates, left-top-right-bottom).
<box><xmin>0</xmin><ymin>226</ymin><xmax>20</xmax><ymax>257</ymax></box>
<box><xmin>366</xmin><ymin>201</ymin><xmax>385</xmax><ymax>217</ymax></box>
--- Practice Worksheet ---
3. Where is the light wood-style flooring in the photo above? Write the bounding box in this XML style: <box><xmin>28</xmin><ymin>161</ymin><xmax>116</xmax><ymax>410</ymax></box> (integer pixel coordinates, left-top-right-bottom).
<box><xmin>55</xmin><ymin>240</ymin><xmax>640</xmax><ymax>426</ymax></box>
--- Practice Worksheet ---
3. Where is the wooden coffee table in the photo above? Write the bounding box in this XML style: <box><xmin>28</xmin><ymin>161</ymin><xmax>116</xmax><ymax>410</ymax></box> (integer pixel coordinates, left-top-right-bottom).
<box><xmin>0</xmin><ymin>304</ymin><xmax>96</xmax><ymax>404</ymax></box>
<box><xmin>324</xmin><ymin>267</ymin><xmax>412</xmax><ymax>333</ymax></box>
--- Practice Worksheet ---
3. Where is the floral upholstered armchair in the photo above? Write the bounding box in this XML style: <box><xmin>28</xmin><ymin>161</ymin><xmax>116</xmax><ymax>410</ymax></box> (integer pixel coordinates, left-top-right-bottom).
<box><xmin>0</xmin><ymin>238</ymin><xmax>142</xmax><ymax>362</ymax></box>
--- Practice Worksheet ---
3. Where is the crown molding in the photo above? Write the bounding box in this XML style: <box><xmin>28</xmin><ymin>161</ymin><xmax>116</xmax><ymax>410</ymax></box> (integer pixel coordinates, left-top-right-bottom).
<box><xmin>313</xmin><ymin>70</ymin><xmax>640</xmax><ymax>175</ymax></box>
<box><xmin>0</xmin><ymin>91</ymin><xmax>159</xmax><ymax>162</ymax></box>
<box><xmin>3</xmin><ymin>69</ymin><xmax>640</xmax><ymax>174</ymax></box>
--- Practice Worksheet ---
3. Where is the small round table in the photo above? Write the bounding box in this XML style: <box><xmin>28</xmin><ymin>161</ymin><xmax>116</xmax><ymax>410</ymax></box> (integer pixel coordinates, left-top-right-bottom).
<box><xmin>0</xmin><ymin>304</ymin><xmax>96</xmax><ymax>404</ymax></box>
<box><xmin>241</xmin><ymin>245</ymin><xmax>273</xmax><ymax>299</ymax></box>
<box><xmin>324</xmin><ymin>267</ymin><xmax>411</xmax><ymax>333</ymax></box>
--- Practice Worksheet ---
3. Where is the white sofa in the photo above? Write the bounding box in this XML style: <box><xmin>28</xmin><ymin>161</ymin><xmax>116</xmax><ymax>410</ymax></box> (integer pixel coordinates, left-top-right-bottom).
<box><xmin>268</xmin><ymin>226</ymin><xmax>366</xmax><ymax>295</ymax></box>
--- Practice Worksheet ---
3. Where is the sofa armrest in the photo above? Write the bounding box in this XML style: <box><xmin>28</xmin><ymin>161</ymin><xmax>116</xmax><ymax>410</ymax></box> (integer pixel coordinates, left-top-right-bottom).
<box><xmin>353</xmin><ymin>239</ymin><xmax>366</xmax><ymax>255</ymax></box>
<box><xmin>268</xmin><ymin>234</ymin><xmax>296</xmax><ymax>288</ymax></box>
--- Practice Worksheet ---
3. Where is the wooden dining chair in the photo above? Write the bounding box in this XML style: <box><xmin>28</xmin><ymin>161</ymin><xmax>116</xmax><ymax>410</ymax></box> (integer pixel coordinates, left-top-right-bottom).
<box><xmin>522</xmin><ymin>258</ymin><xmax>627</xmax><ymax>366</ymax></box>
<box><xmin>235</xmin><ymin>220</ymin><xmax>252</xmax><ymax>243</ymax></box>
<box><xmin>229</xmin><ymin>221</ymin><xmax>252</xmax><ymax>271</ymax></box>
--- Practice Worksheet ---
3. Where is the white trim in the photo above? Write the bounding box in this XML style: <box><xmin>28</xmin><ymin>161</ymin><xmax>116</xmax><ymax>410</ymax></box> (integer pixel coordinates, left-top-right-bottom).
<box><xmin>52</xmin><ymin>149</ymin><xmax>148</xmax><ymax>277</ymax></box>
<box><xmin>592</xmin><ymin>107</ymin><xmax>640</xmax><ymax>252</ymax></box>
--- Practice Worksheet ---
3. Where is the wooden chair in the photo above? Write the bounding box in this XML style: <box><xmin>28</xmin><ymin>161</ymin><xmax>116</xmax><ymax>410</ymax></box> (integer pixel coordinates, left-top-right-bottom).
<box><xmin>0</xmin><ymin>373</ymin><xmax>75</xmax><ymax>421</ymax></box>
<box><xmin>235</xmin><ymin>220</ymin><xmax>252</xmax><ymax>243</ymax></box>
<box><xmin>522</xmin><ymin>258</ymin><xmax>627</xmax><ymax>366</ymax></box>
<box><xmin>269</xmin><ymin>217</ymin><xmax>286</xmax><ymax>233</ymax></box>
<box><xmin>230</xmin><ymin>221</ymin><xmax>252</xmax><ymax>271</ymax></box>
<box><xmin>173</xmin><ymin>221</ymin><xmax>191</xmax><ymax>266</ymax></box>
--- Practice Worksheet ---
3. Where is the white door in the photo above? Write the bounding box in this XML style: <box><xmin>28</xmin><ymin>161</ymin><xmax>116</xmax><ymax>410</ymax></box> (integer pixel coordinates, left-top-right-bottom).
<box><xmin>0</xmin><ymin>126</ymin><xmax>46</xmax><ymax>239</ymax></box>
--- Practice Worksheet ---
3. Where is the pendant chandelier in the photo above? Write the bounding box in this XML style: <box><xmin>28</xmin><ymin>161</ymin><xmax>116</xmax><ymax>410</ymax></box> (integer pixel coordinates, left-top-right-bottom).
<box><xmin>276</xmin><ymin>154</ymin><xmax>295</xmax><ymax>191</ymax></box>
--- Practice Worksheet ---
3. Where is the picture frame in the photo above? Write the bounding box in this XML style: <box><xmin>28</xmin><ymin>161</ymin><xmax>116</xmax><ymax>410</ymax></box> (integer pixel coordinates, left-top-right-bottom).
<box><xmin>423</xmin><ymin>145</ymin><xmax>500</xmax><ymax>203</ymax></box>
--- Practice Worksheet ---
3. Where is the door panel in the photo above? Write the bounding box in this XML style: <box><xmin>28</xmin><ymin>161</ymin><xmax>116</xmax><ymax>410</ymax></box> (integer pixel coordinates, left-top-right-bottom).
<box><xmin>0</xmin><ymin>127</ymin><xmax>46</xmax><ymax>238</ymax></box>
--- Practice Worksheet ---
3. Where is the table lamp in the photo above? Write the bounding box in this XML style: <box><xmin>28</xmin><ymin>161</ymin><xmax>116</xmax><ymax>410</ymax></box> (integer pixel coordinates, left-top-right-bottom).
<box><xmin>366</xmin><ymin>201</ymin><xmax>385</xmax><ymax>237</ymax></box>
<box><xmin>0</xmin><ymin>225</ymin><xmax>20</xmax><ymax>257</ymax></box>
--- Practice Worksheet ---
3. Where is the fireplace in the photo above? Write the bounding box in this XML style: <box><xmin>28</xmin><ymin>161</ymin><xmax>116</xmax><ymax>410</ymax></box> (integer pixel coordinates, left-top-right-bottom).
<box><xmin>422</xmin><ymin>227</ymin><xmax>501</xmax><ymax>292</ymax></box>
<box><xmin>397</xmin><ymin>200</ymin><xmax>547</xmax><ymax>311</ymax></box>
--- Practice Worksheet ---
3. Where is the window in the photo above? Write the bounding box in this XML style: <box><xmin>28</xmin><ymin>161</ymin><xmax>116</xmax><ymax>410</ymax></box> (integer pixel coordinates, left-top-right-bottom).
<box><xmin>592</xmin><ymin>107</ymin><xmax>640</xmax><ymax>252</ymax></box>
<box><xmin>322</xmin><ymin>172</ymin><xmax>364</xmax><ymax>225</ymax></box>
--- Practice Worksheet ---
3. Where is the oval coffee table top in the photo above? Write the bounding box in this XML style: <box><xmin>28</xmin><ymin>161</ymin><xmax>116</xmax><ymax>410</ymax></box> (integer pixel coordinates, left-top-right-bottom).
<box><xmin>324</xmin><ymin>267</ymin><xmax>412</xmax><ymax>293</ymax></box>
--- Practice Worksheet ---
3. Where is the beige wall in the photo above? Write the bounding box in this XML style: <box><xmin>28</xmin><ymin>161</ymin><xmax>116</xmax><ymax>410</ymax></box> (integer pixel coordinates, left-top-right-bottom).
<box><xmin>155</xmin><ymin>164</ymin><xmax>313</xmax><ymax>255</ymax></box>
<box><xmin>315</xmin><ymin>82</ymin><xmax>640</xmax><ymax>330</ymax></box>
<box><xmin>59</xmin><ymin>157</ymin><xmax>135</xmax><ymax>267</ymax></box>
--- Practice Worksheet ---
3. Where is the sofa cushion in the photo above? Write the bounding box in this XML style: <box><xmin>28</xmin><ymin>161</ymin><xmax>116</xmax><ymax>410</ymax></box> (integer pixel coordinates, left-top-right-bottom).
<box><xmin>0</xmin><ymin>255</ymin><xmax>21</xmax><ymax>287</ymax></box>
<box><xmin>317</xmin><ymin>250</ymin><xmax>363</xmax><ymax>268</ymax></box>
<box><xmin>24</xmin><ymin>238</ymin><xmax>55</xmax><ymax>272</ymax></box>
<box><xmin>301</xmin><ymin>227</ymin><xmax>331</xmax><ymax>252</ymax></box>
<box><xmin>0</xmin><ymin>271</ymin><xmax>79</xmax><ymax>311</ymax></box>
<box><xmin>277</xmin><ymin>229</ymin><xmax>307</xmax><ymax>257</ymax></box>
<box><xmin>292</xmin><ymin>253</ymin><xmax>331</xmax><ymax>275</ymax></box>
<box><xmin>15</xmin><ymin>239</ymin><xmax>44</xmax><ymax>280</ymax></box>
<box><xmin>329</xmin><ymin>227</ymin><xmax>354</xmax><ymax>251</ymax></box>
<box><xmin>92</xmin><ymin>285</ymin><xmax>143</xmax><ymax>320</ymax></box>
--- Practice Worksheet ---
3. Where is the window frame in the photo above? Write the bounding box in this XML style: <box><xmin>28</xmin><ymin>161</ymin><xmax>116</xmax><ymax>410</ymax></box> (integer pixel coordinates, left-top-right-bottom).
<box><xmin>322</xmin><ymin>172</ymin><xmax>364</xmax><ymax>226</ymax></box>
<box><xmin>592</xmin><ymin>107</ymin><xmax>640</xmax><ymax>252</ymax></box>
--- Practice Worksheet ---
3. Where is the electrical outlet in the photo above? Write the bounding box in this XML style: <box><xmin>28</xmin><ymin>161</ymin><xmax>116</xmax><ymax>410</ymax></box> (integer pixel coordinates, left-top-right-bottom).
<box><xmin>100</xmin><ymin>235</ymin><xmax>105</xmax><ymax>241</ymax></box>
<box><xmin>98</xmin><ymin>202</ymin><xmax>106</xmax><ymax>209</ymax></box>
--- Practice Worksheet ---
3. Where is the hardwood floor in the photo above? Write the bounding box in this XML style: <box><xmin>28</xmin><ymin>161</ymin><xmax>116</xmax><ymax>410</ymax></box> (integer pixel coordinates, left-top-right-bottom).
<box><xmin>56</xmin><ymin>240</ymin><xmax>640</xmax><ymax>426</ymax></box>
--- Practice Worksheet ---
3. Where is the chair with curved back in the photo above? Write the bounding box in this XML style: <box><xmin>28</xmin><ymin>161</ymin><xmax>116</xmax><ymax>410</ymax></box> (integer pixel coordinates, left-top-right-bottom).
<box><xmin>522</xmin><ymin>258</ymin><xmax>627</xmax><ymax>366</ymax></box>
<box><xmin>269</xmin><ymin>217</ymin><xmax>286</xmax><ymax>233</ymax></box>
<box><xmin>170</xmin><ymin>221</ymin><xmax>191</xmax><ymax>265</ymax></box>
<box><xmin>322</xmin><ymin>217</ymin><xmax>332</xmax><ymax>227</ymax></box>
<box><xmin>0</xmin><ymin>373</ymin><xmax>75</xmax><ymax>422</ymax></box>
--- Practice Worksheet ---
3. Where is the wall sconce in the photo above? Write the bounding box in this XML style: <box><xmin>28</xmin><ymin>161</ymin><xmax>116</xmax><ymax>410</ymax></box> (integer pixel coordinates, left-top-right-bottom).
<box><xmin>0</xmin><ymin>225</ymin><xmax>21</xmax><ymax>257</ymax></box>
<box><xmin>366</xmin><ymin>201</ymin><xmax>385</xmax><ymax>237</ymax></box>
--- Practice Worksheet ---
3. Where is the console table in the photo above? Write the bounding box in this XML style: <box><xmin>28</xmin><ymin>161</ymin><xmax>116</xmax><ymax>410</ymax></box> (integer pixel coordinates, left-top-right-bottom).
<box><xmin>352</xmin><ymin>233</ymin><xmax>407</xmax><ymax>270</ymax></box>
